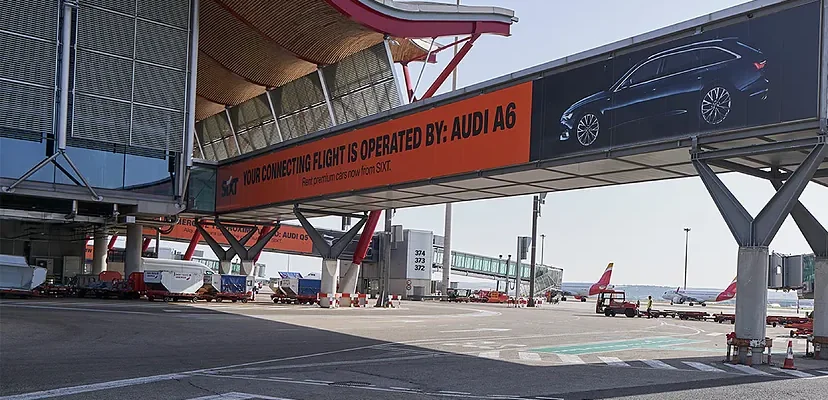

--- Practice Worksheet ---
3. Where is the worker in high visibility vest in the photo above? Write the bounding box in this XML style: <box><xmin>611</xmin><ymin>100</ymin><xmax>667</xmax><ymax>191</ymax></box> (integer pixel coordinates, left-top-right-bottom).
<box><xmin>646</xmin><ymin>295</ymin><xmax>653</xmax><ymax>318</ymax></box>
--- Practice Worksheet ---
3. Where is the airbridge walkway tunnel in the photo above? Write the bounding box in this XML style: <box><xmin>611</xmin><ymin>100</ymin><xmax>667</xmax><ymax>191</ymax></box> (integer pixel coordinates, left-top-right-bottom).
<box><xmin>1</xmin><ymin>0</ymin><xmax>827</xmax><ymax>361</ymax></box>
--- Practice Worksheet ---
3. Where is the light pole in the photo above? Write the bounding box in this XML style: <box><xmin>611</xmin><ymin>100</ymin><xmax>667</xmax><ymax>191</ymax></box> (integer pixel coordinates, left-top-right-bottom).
<box><xmin>683</xmin><ymin>227</ymin><xmax>691</xmax><ymax>291</ymax></box>
<box><xmin>540</xmin><ymin>234</ymin><xmax>546</xmax><ymax>266</ymax></box>
<box><xmin>497</xmin><ymin>255</ymin><xmax>503</xmax><ymax>291</ymax></box>
<box><xmin>528</xmin><ymin>193</ymin><xmax>547</xmax><ymax>307</ymax></box>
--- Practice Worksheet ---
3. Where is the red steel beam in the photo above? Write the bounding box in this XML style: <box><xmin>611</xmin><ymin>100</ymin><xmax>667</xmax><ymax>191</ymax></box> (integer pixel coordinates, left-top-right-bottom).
<box><xmin>420</xmin><ymin>34</ymin><xmax>479</xmax><ymax>100</ymax></box>
<box><xmin>183</xmin><ymin>230</ymin><xmax>201</xmax><ymax>261</ymax></box>
<box><xmin>142</xmin><ymin>238</ymin><xmax>152</xmax><ymax>253</ymax></box>
<box><xmin>107</xmin><ymin>235</ymin><xmax>118</xmax><ymax>250</ymax></box>
<box><xmin>408</xmin><ymin>36</ymin><xmax>471</xmax><ymax>63</ymax></box>
<box><xmin>252</xmin><ymin>226</ymin><xmax>273</xmax><ymax>263</ymax></box>
<box><xmin>352</xmin><ymin>210</ymin><xmax>382</xmax><ymax>265</ymax></box>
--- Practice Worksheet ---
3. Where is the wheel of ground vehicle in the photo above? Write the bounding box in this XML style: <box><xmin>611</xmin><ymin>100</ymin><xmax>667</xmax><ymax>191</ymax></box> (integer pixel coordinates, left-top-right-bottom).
<box><xmin>790</xmin><ymin>330</ymin><xmax>795</xmax><ymax>338</ymax></box>
<box><xmin>604</xmin><ymin>308</ymin><xmax>612</xmax><ymax>317</ymax></box>
<box><xmin>216</xmin><ymin>298</ymin><xmax>223</xmax><ymax>303</ymax></box>
<box><xmin>231</xmin><ymin>299</ymin><xmax>237</xmax><ymax>303</ymax></box>
<box><xmin>772</xmin><ymin>322</ymin><xmax>777</xmax><ymax>327</ymax></box>
<box><xmin>580</xmin><ymin>297</ymin><xmax>587</xmax><ymax>302</ymax></box>
<box><xmin>163</xmin><ymin>296</ymin><xmax>172</xmax><ymax>302</ymax></box>
<box><xmin>624</xmin><ymin>308</ymin><xmax>636</xmax><ymax>318</ymax></box>
<box><xmin>241</xmin><ymin>298</ymin><xmax>248</xmax><ymax>303</ymax></box>
<box><xmin>272</xmin><ymin>298</ymin><xmax>279</xmax><ymax>303</ymax></box>
<box><xmin>700</xmin><ymin>86</ymin><xmax>732</xmax><ymax>125</ymax></box>
<box><xmin>561</xmin><ymin>297</ymin><xmax>567</xmax><ymax>301</ymax></box>
<box><xmin>689</xmin><ymin>302</ymin><xmax>694</xmax><ymax>306</ymax></box>
<box><xmin>575</xmin><ymin>113</ymin><xmax>600</xmax><ymax>146</ymax></box>
<box><xmin>190</xmin><ymin>297</ymin><xmax>197</xmax><ymax>303</ymax></box>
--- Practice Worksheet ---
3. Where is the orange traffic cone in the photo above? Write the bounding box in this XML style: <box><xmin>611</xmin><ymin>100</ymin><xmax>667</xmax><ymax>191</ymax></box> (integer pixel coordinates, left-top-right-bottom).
<box><xmin>782</xmin><ymin>340</ymin><xmax>797</xmax><ymax>370</ymax></box>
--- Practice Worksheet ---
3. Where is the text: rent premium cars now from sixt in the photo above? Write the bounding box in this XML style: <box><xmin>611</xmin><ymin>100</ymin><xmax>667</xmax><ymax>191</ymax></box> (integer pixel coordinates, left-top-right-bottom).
<box><xmin>559</xmin><ymin>38</ymin><xmax>770</xmax><ymax>147</ymax></box>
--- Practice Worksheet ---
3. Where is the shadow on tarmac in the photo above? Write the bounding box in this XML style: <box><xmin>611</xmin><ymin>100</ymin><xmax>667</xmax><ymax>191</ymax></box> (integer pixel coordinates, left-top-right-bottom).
<box><xmin>0</xmin><ymin>297</ymin><xmax>814</xmax><ymax>400</ymax></box>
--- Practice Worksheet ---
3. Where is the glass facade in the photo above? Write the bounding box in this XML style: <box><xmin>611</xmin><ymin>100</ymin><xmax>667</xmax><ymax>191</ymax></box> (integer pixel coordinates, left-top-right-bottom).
<box><xmin>187</xmin><ymin>163</ymin><xmax>217</xmax><ymax>213</ymax></box>
<box><xmin>0</xmin><ymin>135</ymin><xmax>177</xmax><ymax>195</ymax></box>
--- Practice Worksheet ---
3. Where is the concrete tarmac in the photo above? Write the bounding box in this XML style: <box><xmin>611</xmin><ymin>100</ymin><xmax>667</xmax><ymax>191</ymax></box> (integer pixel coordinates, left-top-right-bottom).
<box><xmin>1</xmin><ymin>297</ymin><xmax>826</xmax><ymax>400</ymax></box>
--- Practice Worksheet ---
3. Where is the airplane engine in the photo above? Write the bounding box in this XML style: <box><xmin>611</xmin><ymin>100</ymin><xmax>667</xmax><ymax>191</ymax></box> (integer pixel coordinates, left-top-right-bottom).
<box><xmin>673</xmin><ymin>296</ymin><xmax>684</xmax><ymax>304</ymax></box>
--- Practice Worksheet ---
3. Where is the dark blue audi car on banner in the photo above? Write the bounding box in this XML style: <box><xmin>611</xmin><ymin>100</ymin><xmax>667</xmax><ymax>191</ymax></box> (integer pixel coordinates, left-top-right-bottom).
<box><xmin>559</xmin><ymin>38</ymin><xmax>770</xmax><ymax>147</ymax></box>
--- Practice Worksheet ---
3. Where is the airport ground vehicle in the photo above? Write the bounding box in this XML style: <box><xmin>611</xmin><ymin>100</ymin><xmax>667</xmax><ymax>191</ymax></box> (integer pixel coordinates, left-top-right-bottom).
<box><xmin>271</xmin><ymin>277</ymin><xmax>321</xmax><ymax>304</ymax></box>
<box><xmin>596</xmin><ymin>290</ymin><xmax>639</xmax><ymax>317</ymax></box>
<box><xmin>446</xmin><ymin>288</ymin><xmax>471</xmax><ymax>303</ymax></box>
<box><xmin>199</xmin><ymin>274</ymin><xmax>253</xmax><ymax>303</ymax></box>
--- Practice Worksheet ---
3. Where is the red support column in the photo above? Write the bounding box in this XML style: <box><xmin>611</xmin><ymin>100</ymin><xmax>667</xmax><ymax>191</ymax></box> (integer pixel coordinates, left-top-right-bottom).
<box><xmin>252</xmin><ymin>226</ymin><xmax>273</xmax><ymax>263</ymax></box>
<box><xmin>183</xmin><ymin>230</ymin><xmax>201</xmax><ymax>261</ymax></box>
<box><xmin>142</xmin><ymin>237</ymin><xmax>152</xmax><ymax>253</ymax></box>
<box><xmin>421</xmin><ymin>34</ymin><xmax>479</xmax><ymax>100</ymax></box>
<box><xmin>107</xmin><ymin>235</ymin><xmax>118</xmax><ymax>250</ymax></box>
<box><xmin>352</xmin><ymin>211</ymin><xmax>382</xmax><ymax>265</ymax></box>
<box><xmin>402</xmin><ymin>63</ymin><xmax>415</xmax><ymax>102</ymax></box>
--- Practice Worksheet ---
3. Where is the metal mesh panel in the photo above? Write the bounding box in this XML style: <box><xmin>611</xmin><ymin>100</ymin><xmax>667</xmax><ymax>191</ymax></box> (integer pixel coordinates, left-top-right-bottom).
<box><xmin>73</xmin><ymin>94</ymin><xmax>131</xmax><ymax>144</ymax></box>
<box><xmin>223</xmin><ymin>136</ymin><xmax>239</xmax><ymax>158</ymax></box>
<box><xmin>133</xmin><ymin>62</ymin><xmax>187</xmax><ymax>110</ymax></box>
<box><xmin>0</xmin><ymin>0</ymin><xmax>58</xmax><ymax>40</ymax></box>
<box><xmin>322</xmin><ymin>43</ymin><xmax>400</xmax><ymax>125</ymax></box>
<box><xmin>131</xmin><ymin>104</ymin><xmax>184</xmax><ymax>152</ymax></box>
<box><xmin>77</xmin><ymin>4</ymin><xmax>135</xmax><ymax>58</ymax></box>
<box><xmin>195</xmin><ymin>114</ymin><xmax>235</xmax><ymax>160</ymax></box>
<box><xmin>138</xmin><ymin>0</ymin><xmax>190</xmax><ymax>29</ymax></box>
<box><xmin>75</xmin><ymin>49</ymin><xmax>133</xmax><ymax>100</ymax></box>
<box><xmin>199</xmin><ymin>141</ymin><xmax>215</xmax><ymax>161</ymax></box>
<box><xmin>235</xmin><ymin>131</ymin><xmax>254</xmax><ymax>153</ymax></box>
<box><xmin>230</xmin><ymin>93</ymin><xmax>272</xmax><ymax>132</ymax></box>
<box><xmin>0</xmin><ymin>80</ymin><xmax>54</xmax><ymax>139</ymax></box>
<box><xmin>277</xmin><ymin>104</ymin><xmax>331</xmax><ymax>140</ymax></box>
<box><xmin>86</xmin><ymin>0</ymin><xmax>136</xmax><ymax>15</ymax></box>
<box><xmin>272</xmin><ymin>73</ymin><xmax>326</xmax><ymax>116</ymax></box>
<box><xmin>0</xmin><ymin>32</ymin><xmax>57</xmax><ymax>86</ymax></box>
<box><xmin>135</xmin><ymin>20</ymin><xmax>188</xmax><ymax>70</ymax></box>
<box><xmin>322</xmin><ymin>43</ymin><xmax>393</xmax><ymax>98</ymax></box>
<box><xmin>331</xmin><ymin>80</ymin><xmax>398</xmax><ymax>124</ymax></box>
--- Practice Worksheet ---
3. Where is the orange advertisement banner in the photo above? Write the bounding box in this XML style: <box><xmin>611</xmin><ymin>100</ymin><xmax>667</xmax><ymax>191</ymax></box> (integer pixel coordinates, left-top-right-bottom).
<box><xmin>216</xmin><ymin>82</ymin><xmax>534</xmax><ymax>212</ymax></box>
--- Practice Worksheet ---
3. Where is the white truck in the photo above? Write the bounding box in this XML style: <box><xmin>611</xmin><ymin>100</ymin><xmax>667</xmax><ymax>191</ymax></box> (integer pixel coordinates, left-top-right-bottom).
<box><xmin>142</xmin><ymin>258</ymin><xmax>213</xmax><ymax>302</ymax></box>
<box><xmin>0</xmin><ymin>254</ymin><xmax>47</xmax><ymax>298</ymax></box>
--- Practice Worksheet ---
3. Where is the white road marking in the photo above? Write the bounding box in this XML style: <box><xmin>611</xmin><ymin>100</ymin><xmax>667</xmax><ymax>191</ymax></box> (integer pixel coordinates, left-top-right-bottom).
<box><xmin>303</xmin><ymin>379</ymin><xmax>334</xmax><ymax>384</ymax></box>
<box><xmin>555</xmin><ymin>354</ymin><xmax>585</xmax><ymax>364</ymax></box>
<box><xmin>390</xmin><ymin>387</ymin><xmax>421</xmax><ymax>391</ymax></box>
<box><xmin>440</xmin><ymin>328</ymin><xmax>511</xmax><ymax>333</ymax></box>
<box><xmin>518</xmin><ymin>352</ymin><xmax>541</xmax><ymax>361</ymax></box>
<box><xmin>439</xmin><ymin>391</ymin><xmax>471</xmax><ymax>395</ymax></box>
<box><xmin>723</xmin><ymin>364</ymin><xmax>771</xmax><ymax>376</ymax></box>
<box><xmin>818</xmin><ymin>370</ymin><xmax>828</xmax><ymax>375</ymax></box>
<box><xmin>185</xmin><ymin>393</ymin><xmax>294</xmax><ymax>400</ymax></box>
<box><xmin>229</xmin><ymin>353</ymin><xmax>446</xmax><ymax>372</ymax></box>
<box><xmin>0</xmin><ymin>373</ymin><xmax>188</xmax><ymax>400</ymax></box>
<box><xmin>598</xmin><ymin>356</ymin><xmax>630</xmax><ymax>367</ymax></box>
<box><xmin>771</xmin><ymin>368</ymin><xmax>814</xmax><ymax>378</ymax></box>
<box><xmin>683</xmin><ymin>362</ymin><xmax>726</xmax><ymax>373</ymax></box>
<box><xmin>163</xmin><ymin>309</ymin><xmax>182</xmax><ymax>313</ymax></box>
<box><xmin>478</xmin><ymin>351</ymin><xmax>501</xmax><ymax>359</ymax></box>
<box><xmin>639</xmin><ymin>359</ymin><xmax>677</xmax><ymax>370</ymax></box>
<box><xmin>706</xmin><ymin>332</ymin><xmax>724</xmax><ymax>336</ymax></box>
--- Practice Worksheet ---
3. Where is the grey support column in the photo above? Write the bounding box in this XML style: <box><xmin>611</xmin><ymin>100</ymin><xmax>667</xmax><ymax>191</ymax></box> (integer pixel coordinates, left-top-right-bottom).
<box><xmin>92</xmin><ymin>233</ymin><xmax>108</xmax><ymax>274</ymax></box>
<box><xmin>294</xmin><ymin>206</ymin><xmax>369</xmax><ymax>308</ymax></box>
<box><xmin>692</xmin><ymin>141</ymin><xmax>826</xmax><ymax>362</ymax></box>
<box><xmin>196</xmin><ymin>220</ymin><xmax>280</xmax><ymax>276</ymax></box>
<box><xmin>769</xmin><ymin>176</ymin><xmax>828</xmax><ymax>358</ymax></box>
<box><xmin>125</xmin><ymin>224</ymin><xmax>143</xmax><ymax>276</ymax></box>
<box><xmin>815</xmin><ymin>257</ymin><xmax>828</xmax><ymax>359</ymax></box>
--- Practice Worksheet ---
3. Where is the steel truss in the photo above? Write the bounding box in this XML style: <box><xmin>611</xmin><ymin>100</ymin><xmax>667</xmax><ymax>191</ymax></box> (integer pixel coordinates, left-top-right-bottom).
<box><xmin>293</xmin><ymin>206</ymin><xmax>368</xmax><ymax>260</ymax></box>
<box><xmin>195</xmin><ymin>219</ymin><xmax>280</xmax><ymax>273</ymax></box>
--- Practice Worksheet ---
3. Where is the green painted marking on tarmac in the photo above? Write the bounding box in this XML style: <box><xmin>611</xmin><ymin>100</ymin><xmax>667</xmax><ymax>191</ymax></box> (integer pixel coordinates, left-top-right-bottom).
<box><xmin>532</xmin><ymin>337</ymin><xmax>709</xmax><ymax>355</ymax></box>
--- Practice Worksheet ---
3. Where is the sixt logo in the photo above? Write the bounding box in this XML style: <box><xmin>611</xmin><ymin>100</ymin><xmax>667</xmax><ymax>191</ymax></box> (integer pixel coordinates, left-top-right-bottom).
<box><xmin>220</xmin><ymin>176</ymin><xmax>238</xmax><ymax>197</ymax></box>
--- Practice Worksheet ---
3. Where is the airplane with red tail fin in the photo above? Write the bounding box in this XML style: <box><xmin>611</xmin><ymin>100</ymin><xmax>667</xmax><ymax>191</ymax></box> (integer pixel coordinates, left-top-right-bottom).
<box><xmin>554</xmin><ymin>262</ymin><xmax>614</xmax><ymax>302</ymax></box>
<box><xmin>662</xmin><ymin>276</ymin><xmax>737</xmax><ymax>306</ymax></box>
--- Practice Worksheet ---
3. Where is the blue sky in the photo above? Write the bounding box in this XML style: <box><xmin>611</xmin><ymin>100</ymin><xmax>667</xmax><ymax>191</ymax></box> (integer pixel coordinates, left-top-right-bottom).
<box><xmin>156</xmin><ymin>0</ymin><xmax>827</xmax><ymax>288</ymax></box>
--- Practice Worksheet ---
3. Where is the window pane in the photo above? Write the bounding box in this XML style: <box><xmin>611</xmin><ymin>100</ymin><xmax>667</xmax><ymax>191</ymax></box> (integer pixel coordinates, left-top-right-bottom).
<box><xmin>661</xmin><ymin>51</ymin><xmax>700</xmax><ymax>76</ymax></box>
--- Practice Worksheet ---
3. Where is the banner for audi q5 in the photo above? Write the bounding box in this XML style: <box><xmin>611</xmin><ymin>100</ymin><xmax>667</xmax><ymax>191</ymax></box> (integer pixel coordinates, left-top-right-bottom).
<box><xmin>530</xmin><ymin>0</ymin><xmax>820</xmax><ymax>159</ymax></box>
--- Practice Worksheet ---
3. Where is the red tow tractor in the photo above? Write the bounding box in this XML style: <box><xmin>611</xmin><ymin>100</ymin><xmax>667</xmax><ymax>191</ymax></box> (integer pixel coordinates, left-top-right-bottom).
<box><xmin>596</xmin><ymin>290</ymin><xmax>639</xmax><ymax>318</ymax></box>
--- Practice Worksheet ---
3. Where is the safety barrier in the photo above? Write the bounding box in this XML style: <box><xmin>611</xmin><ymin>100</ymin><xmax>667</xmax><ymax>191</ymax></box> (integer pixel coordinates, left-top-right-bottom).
<box><xmin>387</xmin><ymin>294</ymin><xmax>402</xmax><ymax>308</ymax></box>
<box><xmin>724</xmin><ymin>333</ymin><xmax>773</xmax><ymax>366</ymax></box>
<box><xmin>318</xmin><ymin>292</ymin><xmax>341</xmax><ymax>308</ymax></box>
<box><xmin>339</xmin><ymin>293</ymin><xmax>353</xmax><ymax>308</ymax></box>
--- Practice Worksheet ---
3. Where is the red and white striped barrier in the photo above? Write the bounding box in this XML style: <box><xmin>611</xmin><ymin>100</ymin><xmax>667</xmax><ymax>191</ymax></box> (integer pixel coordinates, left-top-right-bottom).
<box><xmin>354</xmin><ymin>293</ymin><xmax>368</xmax><ymax>307</ymax></box>
<box><xmin>339</xmin><ymin>293</ymin><xmax>354</xmax><ymax>307</ymax></box>
<box><xmin>387</xmin><ymin>294</ymin><xmax>402</xmax><ymax>308</ymax></box>
<box><xmin>318</xmin><ymin>292</ymin><xmax>341</xmax><ymax>308</ymax></box>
